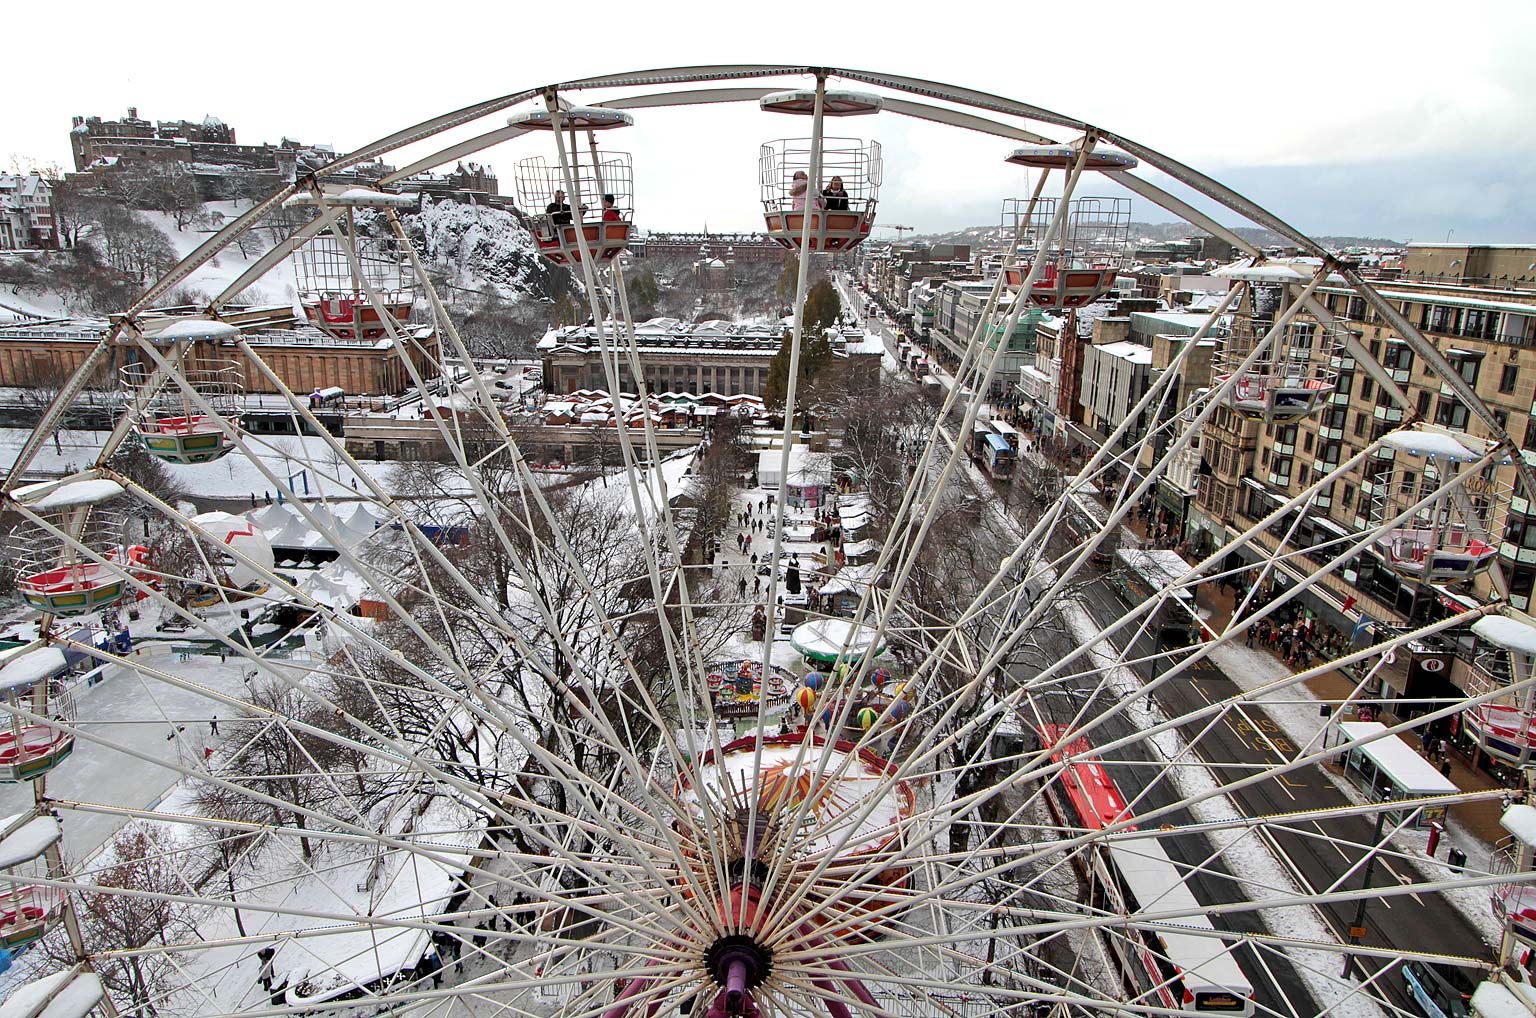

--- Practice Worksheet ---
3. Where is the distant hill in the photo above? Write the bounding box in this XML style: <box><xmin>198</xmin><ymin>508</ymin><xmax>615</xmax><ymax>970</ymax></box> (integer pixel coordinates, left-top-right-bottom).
<box><xmin>910</xmin><ymin>221</ymin><xmax>1403</xmax><ymax>252</ymax></box>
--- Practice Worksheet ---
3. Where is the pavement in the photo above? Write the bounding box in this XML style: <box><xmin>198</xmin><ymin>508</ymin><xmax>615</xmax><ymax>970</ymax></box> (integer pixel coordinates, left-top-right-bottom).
<box><xmin>1105</xmin><ymin>510</ymin><xmax>1512</xmax><ymax>857</ymax></box>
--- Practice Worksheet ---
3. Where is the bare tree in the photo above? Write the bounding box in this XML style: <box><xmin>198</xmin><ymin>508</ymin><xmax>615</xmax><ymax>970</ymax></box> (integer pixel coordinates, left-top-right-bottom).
<box><xmin>51</xmin><ymin>825</ymin><xmax>210</xmax><ymax>1018</ymax></box>
<box><xmin>187</xmin><ymin>781</ymin><xmax>267</xmax><ymax>939</ymax></box>
<box><xmin>216</xmin><ymin>680</ymin><xmax>392</xmax><ymax>859</ymax></box>
<box><xmin>105</xmin><ymin>163</ymin><xmax>206</xmax><ymax>231</ymax></box>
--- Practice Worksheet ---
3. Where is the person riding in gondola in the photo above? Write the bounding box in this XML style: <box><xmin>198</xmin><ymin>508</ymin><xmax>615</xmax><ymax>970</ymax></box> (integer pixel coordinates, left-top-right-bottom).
<box><xmin>600</xmin><ymin>194</ymin><xmax>622</xmax><ymax>222</ymax></box>
<box><xmin>546</xmin><ymin>190</ymin><xmax>582</xmax><ymax>225</ymax></box>
<box><xmin>821</xmin><ymin>176</ymin><xmax>850</xmax><ymax>211</ymax></box>
<box><xmin>789</xmin><ymin>171</ymin><xmax>824</xmax><ymax>212</ymax></box>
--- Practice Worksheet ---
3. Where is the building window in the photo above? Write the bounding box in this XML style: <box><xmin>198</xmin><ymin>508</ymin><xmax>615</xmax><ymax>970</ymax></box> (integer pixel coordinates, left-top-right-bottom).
<box><xmin>1359</xmin><ymin>377</ymin><xmax>1373</xmax><ymax>400</ymax></box>
<box><xmin>1303</xmin><ymin>431</ymin><xmax>1314</xmax><ymax>453</ymax></box>
<box><xmin>1434</xmin><ymin>397</ymin><xmax>1470</xmax><ymax>431</ymax></box>
<box><xmin>1501</xmin><ymin>363</ymin><xmax>1519</xmax><ymax>394</ymax></box>
<box><xmin>1449</xmin><ymin>351</ymin><xmax>1483</xmax><ymax>386</ymax></box>
<box><xmin>1424</xmin><ymin>304</ymin><xmax>1460</xmax><ymax>333</ymax></box>
<box><xmin>1352</xmin><ymin>413</ymin><xmax>1366</xmax><ymax>438</ymax></box>
<box><xmin>1382</xmin><ymin>343</ymin><xmax>1413</xmax><ymax>373</ymax></box>
<box><xmin>1511</xmin><ymin>564</ymin><xmax>1536</xmax><ymax>603</ymax></box>
<box><xmin>1417</xmin><ymin>390</ymin><xmax>1432</xmax><ymax>415</ymax></box>
<box><xmin>1507</xmin><ymin>518</ymin><xmax>1536</xmax><ymax>551</ymax></box>
<box><xmin>1341</xmin><ymin>483</ymin><xmax>1355</xmax><ymax>509</ymax></box>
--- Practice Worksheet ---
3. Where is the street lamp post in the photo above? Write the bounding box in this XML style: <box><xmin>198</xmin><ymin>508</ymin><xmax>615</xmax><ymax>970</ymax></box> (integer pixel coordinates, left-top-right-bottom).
<box><xmin>1342</xmin><ymin>806</ymin><xmax>1389</xmax><ymax>979</ymax></box>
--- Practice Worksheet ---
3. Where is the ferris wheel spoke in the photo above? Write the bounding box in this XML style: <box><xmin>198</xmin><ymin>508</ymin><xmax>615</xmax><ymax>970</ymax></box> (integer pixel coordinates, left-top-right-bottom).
<box><xmin>22</xmin><ymin>701</ymin><xmax>716</xmax><ymax>945</ymax></box>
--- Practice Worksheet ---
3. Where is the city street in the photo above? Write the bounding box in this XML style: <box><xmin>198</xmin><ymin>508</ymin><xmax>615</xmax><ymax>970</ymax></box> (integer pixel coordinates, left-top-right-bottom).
<box><xmin>846</xmin><ymin>268</ymin><xmax>1496</xmax><ymax>1013</ymax></box>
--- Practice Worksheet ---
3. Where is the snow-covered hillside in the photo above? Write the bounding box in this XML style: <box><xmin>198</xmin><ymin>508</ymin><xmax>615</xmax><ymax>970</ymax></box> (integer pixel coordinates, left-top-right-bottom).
<box><xmin>402</xmin><ymin>197</ymin><xmax>573</xmax><ymax>302</ymax></box>
<box><xmin>139</xmin><ymin>203</ymin><xmax>288</xmax><ymax>305</ymax></box>
<box><xmin>2</xmin><ymin>195</ymin><xmax>572</xmax><ymax>330</ymax></box>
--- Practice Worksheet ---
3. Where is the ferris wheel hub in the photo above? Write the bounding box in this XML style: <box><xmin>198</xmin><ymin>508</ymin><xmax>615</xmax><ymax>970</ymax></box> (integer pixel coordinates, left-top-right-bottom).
<box><xmin>703</xmin><ymin>933</ymin><xmax>773</xmax><ymax>993</ymax></box>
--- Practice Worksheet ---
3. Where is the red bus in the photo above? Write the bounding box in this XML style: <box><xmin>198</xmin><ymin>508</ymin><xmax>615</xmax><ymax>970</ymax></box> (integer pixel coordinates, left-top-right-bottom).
<box><xmin>1035</xmin><ymin>724</ymin><xmax>1255</xmax><ymax>1016</ymax></box>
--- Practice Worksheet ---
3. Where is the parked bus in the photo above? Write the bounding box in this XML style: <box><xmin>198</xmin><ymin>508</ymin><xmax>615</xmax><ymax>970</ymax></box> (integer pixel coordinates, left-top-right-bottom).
<box><xmin>988</xmin><ymin>419</ymin><xmax>1021</xmax><ymax>450</ymax></box>
<box><xmin>1063</xmin><ymin>487</ymin><xmax>1118</xmax><ymax>567</ymax></box>
<box><xmin>1111</xmin><ymin>547</ymin><xmax>1211</xmax><ymax>650</ymax></box>
<box><xmin>1036</xmin><ymin>724</ymin><xmax>1256</xmax><ymax>1016</ymax></box>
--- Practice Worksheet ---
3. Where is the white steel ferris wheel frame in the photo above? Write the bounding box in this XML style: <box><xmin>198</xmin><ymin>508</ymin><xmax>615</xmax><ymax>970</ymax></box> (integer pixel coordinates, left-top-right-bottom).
<box><xmin>1</xmin><ymin>64</ymin><xmax>1532</xmax><ymax>1018</ymax></box>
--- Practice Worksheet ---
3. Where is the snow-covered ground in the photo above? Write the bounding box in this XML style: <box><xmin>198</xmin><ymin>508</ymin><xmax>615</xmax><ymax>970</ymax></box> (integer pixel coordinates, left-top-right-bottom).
<box><xmin>0</xmin><ymin>202</ymin><xmax>288</xmax><ymax>323</ymax></box>
<box><xmin>0</xmin><ymin>427</ymin><xmax>387</xmax><ymax>500</ymax></box>
<box><xmin>138</xmin><ymin>204</ymin><xmax>290</xmax><ymax>306</ymax></box>
<box><xmin>0</xmin><ymin>639</ymin><xmax>286</xmax><ymax>862</ymax></box>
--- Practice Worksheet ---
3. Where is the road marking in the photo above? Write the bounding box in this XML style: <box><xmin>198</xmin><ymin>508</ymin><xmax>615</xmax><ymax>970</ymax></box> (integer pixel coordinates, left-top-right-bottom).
<box><xmin>1383</xmin><ymin>861</ymin><xmax>1426</xmax><ymax>906</ymax></box>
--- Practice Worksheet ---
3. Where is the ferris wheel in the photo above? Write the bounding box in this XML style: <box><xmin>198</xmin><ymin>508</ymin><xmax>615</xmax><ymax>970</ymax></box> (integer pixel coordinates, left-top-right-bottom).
<box><xmin>1</xmin><ymin>65</ymin><xmax>1533</xmax><ymax>1018</ymax></box>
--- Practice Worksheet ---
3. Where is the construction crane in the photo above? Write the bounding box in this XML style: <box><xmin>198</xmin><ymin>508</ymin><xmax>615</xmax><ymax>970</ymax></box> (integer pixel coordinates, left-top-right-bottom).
<box><xmin>871</xmin><ymin>224</ymin><xmax>914</xmax><ymax>236</ymax></box>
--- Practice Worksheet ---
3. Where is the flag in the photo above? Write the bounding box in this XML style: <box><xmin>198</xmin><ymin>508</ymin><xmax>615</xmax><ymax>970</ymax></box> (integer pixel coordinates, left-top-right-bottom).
<box><xmin>1351</xmin><ymin>614</ymin><xmax>1374</xmax><ymax>647</ymax></box>
<box><xmin>1342</xmin><ymin>595</ymin><xmax>1357</xmax><ymax>613</ymax></box>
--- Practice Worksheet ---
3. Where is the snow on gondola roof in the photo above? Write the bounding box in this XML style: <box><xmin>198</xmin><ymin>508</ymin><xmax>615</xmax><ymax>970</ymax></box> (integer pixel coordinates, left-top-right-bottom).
<box><xmin>1379</xmin><ymin>425</ymin><xmax>1497</xmax><ymax>462</ymax></box>
<box><xmin>1473</xmin><ymin>616</ymin><xmax>1536</xmax><ymax>656</ymax></box>
<box><xmin>12</xmin><ymin>477</ymin><xmax>123</xmax><ymax>510</ymax></box>
<box><xmin>0</xmin><ymin>647</ymin><xmax>67</xmax><ymax>692</ymax></box>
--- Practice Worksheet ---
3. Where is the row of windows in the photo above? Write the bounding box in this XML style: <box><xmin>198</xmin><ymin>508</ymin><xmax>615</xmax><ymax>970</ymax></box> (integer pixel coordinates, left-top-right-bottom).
<box><xmin>1325</xmin><ymin>291</ymin><xmax>1535</xmax><ymax>344</ymax></box>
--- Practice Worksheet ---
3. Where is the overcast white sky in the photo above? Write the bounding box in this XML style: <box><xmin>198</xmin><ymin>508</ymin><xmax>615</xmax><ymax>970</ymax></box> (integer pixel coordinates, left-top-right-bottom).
<box><xmin>8</xmin><ymin>0</ymin><xmax>1536</xmax><ymax>241</ymax></box>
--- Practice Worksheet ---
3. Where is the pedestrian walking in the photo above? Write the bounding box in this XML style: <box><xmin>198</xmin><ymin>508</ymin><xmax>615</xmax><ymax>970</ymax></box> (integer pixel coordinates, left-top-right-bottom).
<box><xmin>210</xmin><ymin>716</ymin><xmax>220</xmax><ymax>735</ymax></box>
<box><xmin>1438</xmin><ymin>737</ymin><xmax>1450</xmax><ymax>762</ymax></box>
<box><xmin>1440</xmin><ymin>759</ymin><xmax>1453</xmax><ymax>779</ymax></box>
<box><xmin>257</xmin><ymin>947</ymin><xmax>275</xmax><ymax>992</ymax></box>
<box><xmin>1245</xmin><ymin>625</ymin><xmax>1255</xmax><ymax>649</ymax></box>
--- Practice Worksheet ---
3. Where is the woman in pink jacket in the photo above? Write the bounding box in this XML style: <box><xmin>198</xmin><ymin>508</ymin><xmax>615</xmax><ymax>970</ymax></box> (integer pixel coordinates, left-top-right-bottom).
<box><xmin>788</xmin><ymin>171</ymin><xmax>825</xmax><ymax>212</ymax></box>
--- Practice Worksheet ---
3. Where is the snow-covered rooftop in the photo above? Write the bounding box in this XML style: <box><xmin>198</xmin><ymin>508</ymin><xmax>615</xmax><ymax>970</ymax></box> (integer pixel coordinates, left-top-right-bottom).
<box><xmin>1094</xmin><ymin>340</ymin><xmax>1154</xmax><ymax>365</ymax></box>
